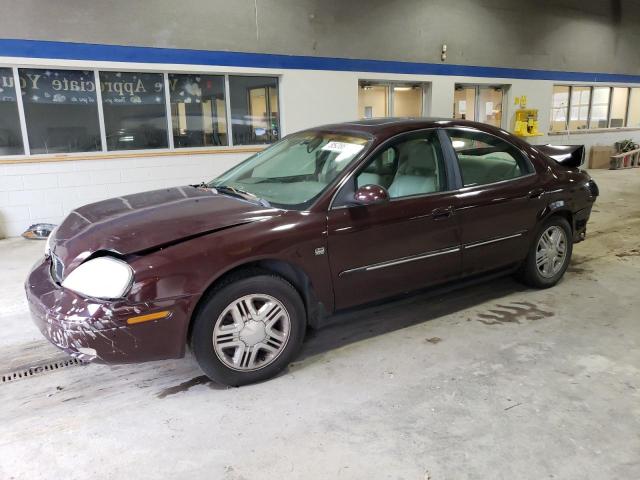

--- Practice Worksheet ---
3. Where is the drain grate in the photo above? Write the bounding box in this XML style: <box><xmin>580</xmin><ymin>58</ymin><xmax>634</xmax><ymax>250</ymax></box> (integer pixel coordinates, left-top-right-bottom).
<box><xmin>2</xmin><ymin>357</ymin><xmax>86</xmax><ymax>383</ymax></box>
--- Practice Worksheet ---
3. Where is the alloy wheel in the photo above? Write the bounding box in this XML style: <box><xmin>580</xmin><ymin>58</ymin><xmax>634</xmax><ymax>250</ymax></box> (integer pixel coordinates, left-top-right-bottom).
<box><xmin>536</xmin><ymin>225</ymin><xmax>568</xmax><ymax>278</ymax></box>
<box><xmin>212</xmin><ymin>294</ymin><xmax>291</xmax><ymax>371</ymax></box>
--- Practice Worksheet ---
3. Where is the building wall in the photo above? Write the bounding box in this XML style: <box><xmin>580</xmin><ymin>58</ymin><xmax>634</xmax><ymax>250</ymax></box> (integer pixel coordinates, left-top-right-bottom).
<box><xmin>2</xmin><ymin>52</ymin><xmax>639</xmax><ymax>238</ymax></box>
<box><xmin>0</xmin><ymin>0</ymin><xmax>639</xmax><ymax>75</ymax></box>
<box><xmin>1</xmin><ymin>1</ymin><xmax>640</xmax><ymax>237</ymax></box>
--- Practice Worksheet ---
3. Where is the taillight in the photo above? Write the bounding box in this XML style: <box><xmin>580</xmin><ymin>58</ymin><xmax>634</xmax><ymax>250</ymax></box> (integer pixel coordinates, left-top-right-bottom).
<box><xmin>585</xmin><ymin>179</ymin><xmax>599</xmax><ymax>198</ymax></box>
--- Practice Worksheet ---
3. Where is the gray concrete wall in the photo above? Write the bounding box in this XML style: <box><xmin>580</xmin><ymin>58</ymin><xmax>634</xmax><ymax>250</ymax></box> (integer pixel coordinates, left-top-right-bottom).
<box><xmin>1</xmin><ymin>0</ymin><xmax>639</xmax><ymax>75</ymax></box>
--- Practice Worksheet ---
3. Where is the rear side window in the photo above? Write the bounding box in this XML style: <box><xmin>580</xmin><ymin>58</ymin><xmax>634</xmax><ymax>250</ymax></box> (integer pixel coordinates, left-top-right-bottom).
<box><xmin>447</xmin><ymin>129</ymin><xmax>532</xmax><ymax>187</ymax></box>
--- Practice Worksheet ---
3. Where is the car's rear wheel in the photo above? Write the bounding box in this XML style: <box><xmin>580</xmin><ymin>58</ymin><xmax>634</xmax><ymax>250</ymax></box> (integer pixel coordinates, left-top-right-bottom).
<box><xmin>517</xmin><ymin>216</ymin><xmax>573</xmax><ymax>288</ymax></box>
<box><xmin>191</xmin><ymin>272</ymin><xmax>306</xmax><ymax>386</ymax></box>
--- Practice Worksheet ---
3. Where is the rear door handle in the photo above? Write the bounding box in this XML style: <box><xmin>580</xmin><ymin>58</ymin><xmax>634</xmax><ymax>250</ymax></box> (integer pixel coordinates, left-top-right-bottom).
<box><xmin>431</xmin><ymin>206</ymin><xmax>454</xmax><ymax>220</ymax></box>
<box><xmin>528</xmin><ymin>188</ymin><xmax>545</xmax><ymax>199</ymax></box>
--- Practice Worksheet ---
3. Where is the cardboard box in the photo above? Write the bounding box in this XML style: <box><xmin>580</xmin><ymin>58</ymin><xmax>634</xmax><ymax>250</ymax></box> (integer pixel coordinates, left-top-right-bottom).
<box><xmin>589</xmin><ymin>145</ymin><xmax>615</xmax><ymax>169</ymax></box>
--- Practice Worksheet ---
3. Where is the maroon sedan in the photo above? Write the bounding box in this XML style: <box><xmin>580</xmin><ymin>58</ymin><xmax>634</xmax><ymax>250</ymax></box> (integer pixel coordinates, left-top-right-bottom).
<box><xmin>26</xmin><ymin>119</ymin><xmax>598</xmax><ymax>386</ymax></box>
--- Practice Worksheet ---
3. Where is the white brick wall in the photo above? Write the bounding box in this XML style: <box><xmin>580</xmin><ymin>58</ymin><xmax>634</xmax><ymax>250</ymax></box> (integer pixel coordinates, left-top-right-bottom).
<box><xmin>0</xmin><ymin>152</ymin><xmax>250</xmax><ymax>238</ymax></box>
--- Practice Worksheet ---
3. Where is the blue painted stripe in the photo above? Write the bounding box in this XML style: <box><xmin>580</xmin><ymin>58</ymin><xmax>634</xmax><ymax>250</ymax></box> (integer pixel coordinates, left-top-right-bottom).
<box><xmin>1</xmin><ymin>38</ymin><xmax>640</xmax><ymax>84</ymax></box>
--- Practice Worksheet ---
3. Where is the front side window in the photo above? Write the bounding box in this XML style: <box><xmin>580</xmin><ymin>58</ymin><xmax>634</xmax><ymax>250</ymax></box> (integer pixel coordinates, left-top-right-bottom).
<box><xmin>169</xmin><ymin>74</ymin><xmax>228</xmax><ymax>147</ymax></box>
<box><xmin>355</xmin><ymin>131</ymin><xmax>447</xmax><ymax>198</ymax></box>
<box><xmin>229</xmin><ymin>76</ymin><xmax>279</xmax><ymax>145</ymax></box>
<box><xmin>210</xmin><ymin>131</ymin><xmax>370</xmax><ymax>208</ymax></box>
<box><xmin>448</xmin><ymin>129</ymin><xmax>530</xmax><ymax>187</ymax></box>
<box><xmin>0</xmin><ymin>68</ymin><xmax>24</xmax><ymax>155</ymax></box>
<box><xmin>100</xmin><ymin>71</ymin><xmax>168</xmax><ymax>151</ymax></box>
<box><xmin>19</xmin><ymin>68</ymin><xmax>101</xmax><ymax>154</ymax></box>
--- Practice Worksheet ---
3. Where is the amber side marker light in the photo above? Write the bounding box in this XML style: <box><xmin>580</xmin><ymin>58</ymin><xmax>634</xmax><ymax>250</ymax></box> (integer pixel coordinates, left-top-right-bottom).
<box><xmin>127</xmin><ymin>310</ymin><xmax>171</xmax><ymax>325</ymax></box>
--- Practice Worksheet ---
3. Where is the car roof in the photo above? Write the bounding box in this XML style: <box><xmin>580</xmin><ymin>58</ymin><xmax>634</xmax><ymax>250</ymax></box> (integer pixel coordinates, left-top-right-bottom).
<box><xmin>305</xmin><ymin>117</ymin><xmax>514</xmax><ymax>144</ymax></box>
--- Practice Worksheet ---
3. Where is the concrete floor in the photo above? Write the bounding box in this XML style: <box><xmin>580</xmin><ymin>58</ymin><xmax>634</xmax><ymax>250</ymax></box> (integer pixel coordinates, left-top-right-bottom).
<box><xmin>1</xmin><ymin>169</ymin><xmax>639</xmax><ymax>480</ymax></box>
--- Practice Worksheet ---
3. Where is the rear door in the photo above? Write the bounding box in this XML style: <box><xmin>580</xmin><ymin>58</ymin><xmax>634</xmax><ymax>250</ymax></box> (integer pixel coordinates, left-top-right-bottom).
<box><xmin>444</xmin><ymin>127</ymin><xmax>545</xmax><ymax>276</ymax></box>
<box><xmin>327</xmin><ymin>129</ymin><xmax>462</xmax><ymax>310</ymax></box>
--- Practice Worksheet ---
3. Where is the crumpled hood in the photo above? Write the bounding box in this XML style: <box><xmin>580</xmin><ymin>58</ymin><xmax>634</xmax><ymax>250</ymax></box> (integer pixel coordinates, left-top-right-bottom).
<box><xmin>52</xmin><ymin>186</ymin><xmax>281</xmax><ymax>270</ymax></box>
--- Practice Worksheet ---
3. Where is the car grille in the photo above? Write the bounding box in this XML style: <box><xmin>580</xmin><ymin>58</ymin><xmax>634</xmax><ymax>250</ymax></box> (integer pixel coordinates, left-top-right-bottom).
<box><xmin>50</xmin><ymin>253</ymin><xmax>65</xmax><ymax>283</ymax></box>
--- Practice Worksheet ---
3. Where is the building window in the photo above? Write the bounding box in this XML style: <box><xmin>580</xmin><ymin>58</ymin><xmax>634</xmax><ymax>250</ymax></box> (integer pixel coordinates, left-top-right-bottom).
<box><xmin>589</xmin><ymin>87</ymin><xmax>611</xmax><ymax>129</ymax></box>
<box><xmin>169</xmin><ymin>74</ymin><xmax>228</xmax><ymax>147</ymax></box>
<box><xmin>453</xmin><ymin>85</ymin><xmax>504</xmax><ymax>128</ymax></box>
<box><xmin>358</xmin><ymin>81</ymin><xmax>425</xmax><ymax>119</ymax></box>
<box><xmin>568</xmin><ymin>86</ymin><xmax>590</xmax><ymax>130</ymax></box>
<box><xmin>627</xmin><ymin>88</ymin><xmax>640</xmax><ymax>128</ymax></box>
<box><xmin>609</xmin><ymin>87</ymin><xmax>629</xmax><ymax>128</ymax></box>
<box><xmin>100</xmin><ymin>71</ymin><xmax>168</xmax><ymax>151</ymax></box>
<box><xmin>229</xmin><ymin>76</ymin><xmax>279</xmax><ymax>146</ymax></box>
<box><xmin>550</xmin><ymin>85</ymin><xmax>570</xmax><ymax>132</ymax></box>
<box><xmin>0</xmin><ymin>68</ymin><xmax>24</xmax><ymax>155</ymax></box>
<box><xmin>550</xmin><ymin>85</ymin><xmax>640</xmax><ymax>132</ymax></box>
<box><xmin>19</xmin><ymin>68</ymin><xmax>101</xmax><ymax>154</ymax></box>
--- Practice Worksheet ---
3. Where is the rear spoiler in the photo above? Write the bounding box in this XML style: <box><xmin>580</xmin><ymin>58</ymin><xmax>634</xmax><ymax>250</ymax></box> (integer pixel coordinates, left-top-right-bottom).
<box><xmin>536</xmin><ymin>144</ymin><xmax>585</xmax><ymax>168</ymax></box>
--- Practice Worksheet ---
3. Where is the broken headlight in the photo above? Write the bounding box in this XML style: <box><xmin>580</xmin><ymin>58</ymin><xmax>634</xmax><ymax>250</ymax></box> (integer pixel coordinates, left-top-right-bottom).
<box><xmin>61</xmin><ymin>256</ymin><xmax>133</xmax><ymax>299</ymax></box>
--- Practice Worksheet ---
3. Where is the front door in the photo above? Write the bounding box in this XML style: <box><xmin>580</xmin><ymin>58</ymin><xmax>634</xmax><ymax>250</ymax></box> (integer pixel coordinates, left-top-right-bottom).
<box><xmin>444</xmin><ymin>127</ymin><xmax>545</xmax><ymax>276</ymax></box>
<box><xmin>327</xmin><ymin>130</ymin><xmax>462</xmax><ymax>310</ymax></box>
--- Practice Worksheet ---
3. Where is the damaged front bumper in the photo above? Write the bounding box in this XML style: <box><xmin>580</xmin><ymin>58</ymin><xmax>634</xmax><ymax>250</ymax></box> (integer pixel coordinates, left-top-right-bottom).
<box><xmin>25</xmin><ymin>257</ymin><xmax>195</xmax><ymax>363</ymax></box>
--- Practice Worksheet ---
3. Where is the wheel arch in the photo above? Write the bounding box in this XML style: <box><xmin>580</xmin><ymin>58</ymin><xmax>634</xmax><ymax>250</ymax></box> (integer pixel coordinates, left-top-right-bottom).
<box><xmin>186</xmin><ymin>258</ymin><xmax>324</xmax><ymax>345</ymax></box>
<box><xmin>540</xmin><ymin>202</ymin><xmax>574</xmax><ymax>233</ymax></box>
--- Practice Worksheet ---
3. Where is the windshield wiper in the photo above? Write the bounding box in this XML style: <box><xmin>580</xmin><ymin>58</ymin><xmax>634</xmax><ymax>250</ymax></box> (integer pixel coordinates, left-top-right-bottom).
<box><xmin>212</xmin><ymin>185</ymin><xmax>271</xmax><ymax>207</ymax></box>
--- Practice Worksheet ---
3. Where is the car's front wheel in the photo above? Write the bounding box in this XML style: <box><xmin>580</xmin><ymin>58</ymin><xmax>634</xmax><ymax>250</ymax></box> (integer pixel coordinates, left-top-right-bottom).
<box><xmin>517</xmin><ymin>215</ymin><xmax>573</xmax><ymax>288</ymax></box>
<box><xmin>191</xmin><ymin>272</ymin><xmax>306</xmax><ymax>386</ymax></box>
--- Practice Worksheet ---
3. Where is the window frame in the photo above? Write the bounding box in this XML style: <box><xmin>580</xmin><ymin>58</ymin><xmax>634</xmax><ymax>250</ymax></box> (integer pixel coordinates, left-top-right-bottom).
<box><xmin>627</xmin><ymin>87</ymin><xmax>640</xmax><ymax>128</ymax></box>
<box><xmin>98</xmin><ymin>69</ymin><xmax>171</xmax><ymax>152</ymax></box>
<box><xmin>588</xmin><ymin>86</ymin><xmax>612</xmax><ymax>129</ymax></box>
<box><xmin>0</xmin><ymin>63</ymin><xmax>282</xmax><ymax>161</ymax></box>
<box><xmin>353</xmin><ymin>129</ymin><xmax>449</xmax><ymax>199</ymax></box>
<box><xmin>330</xmin><ymin>128</ymin><xmax>458</xmax><ymax>210</ymax></box>
<box><xmin>549</xmin><ymin>85</ymin><xmax>570</xmax><ymax>132</ymax></box>
<box><xmin>167</xmin><ymin>72</ymin><xmax>229</xmax><ymax>149</ymax></box>
<box><xmin>358</xmin><ymin>80</ymin><xmax>428</xmax><ymax>119</ymax></box>
<box><xmin>609</xmin><ymin>86</ymin><xmax>631</xmax><ymax>128</ymax></box>
<box><xmin>0</xmin><ymin>67</ymin><xmax>25</xmax><ymax>156</ymax></box>
<box><xmin>549</xmin><ymin>84</ymin><xmax>640</xmax><ymax>134</ymax></box>
<box><xmin>228</xmin><ymin>75</ymin><xmax>281</xmax><ymax>146</ymax></box>
<box><xmin>453</xmin><ymin>84</ymin><xmax>506</xmax><ymax>129</ymax></box>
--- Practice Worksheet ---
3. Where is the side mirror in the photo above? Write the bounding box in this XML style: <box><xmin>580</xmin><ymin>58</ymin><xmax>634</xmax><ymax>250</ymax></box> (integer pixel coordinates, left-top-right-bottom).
<box><xmin>353</xmin><ymin>184</ymin><xmax>390</xmax><ymax>206</ymax></box>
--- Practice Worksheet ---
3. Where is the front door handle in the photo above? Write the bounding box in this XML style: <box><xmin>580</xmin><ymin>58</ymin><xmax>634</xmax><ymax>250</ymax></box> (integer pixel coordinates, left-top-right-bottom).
<box><xmin>431</xmin><ymin>206</ymin><xmax>454</xmax><ymax>220</ymax></box>
<box><xmin>528</xmin><ymin>188</ymin><xmax>545</xmax><ymax>199</ymax></box>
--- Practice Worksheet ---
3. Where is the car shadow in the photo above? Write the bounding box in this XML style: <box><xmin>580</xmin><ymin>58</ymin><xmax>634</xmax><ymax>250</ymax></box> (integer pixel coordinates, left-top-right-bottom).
<box><xmin>157</xmin><ymin>275</ymin><xmax>527</xmax><ymax>395</ymax></box>
<box><xmin>296</xmin><ymin>275</ymin><xmax>526</xmax><ymax>363</ymax></box>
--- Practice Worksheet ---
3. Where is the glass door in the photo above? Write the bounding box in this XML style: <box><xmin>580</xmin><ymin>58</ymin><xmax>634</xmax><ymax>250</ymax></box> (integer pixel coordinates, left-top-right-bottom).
<box><xmin>358</xmin><ymin>82</ymin><xmax>426</xmax><ymax>119</ymax></box>
<box><xmin>453</xmin><ymin>86</ymin><xmax>476</xmax><ymax>121</ymax></box>
<box><xmin>453</xmin><ymin>85</ymin><xmax>504</xmax><ymax>128</ymax></box>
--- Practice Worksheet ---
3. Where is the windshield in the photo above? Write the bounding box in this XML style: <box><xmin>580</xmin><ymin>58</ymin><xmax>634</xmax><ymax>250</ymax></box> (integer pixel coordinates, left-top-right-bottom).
<box><xmin>209</xmin><ymin>131</ymin><xmax>371</xmax><ymax>208</ymax></box>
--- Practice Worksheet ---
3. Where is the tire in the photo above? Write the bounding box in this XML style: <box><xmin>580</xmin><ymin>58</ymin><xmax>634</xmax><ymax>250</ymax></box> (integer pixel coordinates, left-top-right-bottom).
<box><xmin>190</xmin><ymin>272</ymin><xmax>306</xmax><ymax>386</ymax></box>
<box><xmin>516</xmin><ymin>216</ymin><xmax>573</xmax><ymax>289</ymax></box>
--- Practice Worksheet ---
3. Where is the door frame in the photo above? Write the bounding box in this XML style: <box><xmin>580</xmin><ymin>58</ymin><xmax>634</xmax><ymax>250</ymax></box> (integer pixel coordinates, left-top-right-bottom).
<box><xmin>453</xmin><ymin>84</ymin><xmax>508</xmax><ymax>129</ymax></box>
<box><xmin>358</xmin><ymin>80</ymin><xmax>430</xmax><ymax>119</ymax></box>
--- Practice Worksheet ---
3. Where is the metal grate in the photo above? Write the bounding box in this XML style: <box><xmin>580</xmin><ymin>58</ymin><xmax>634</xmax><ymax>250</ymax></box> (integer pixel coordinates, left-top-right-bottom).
<box><xmin>2</xmin><ymin>358</ymin><xmax>86</xmax><ymax>383</ymax></box>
